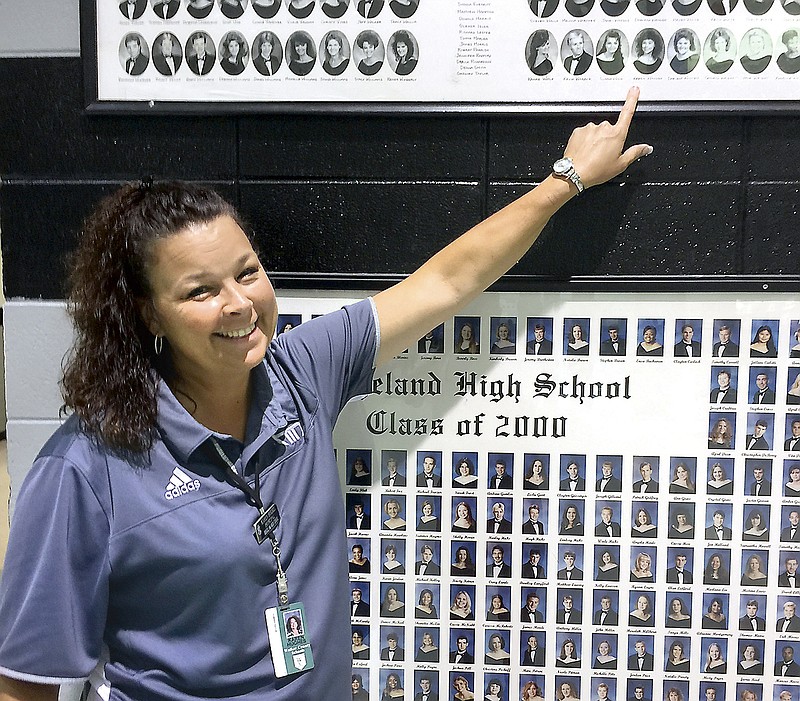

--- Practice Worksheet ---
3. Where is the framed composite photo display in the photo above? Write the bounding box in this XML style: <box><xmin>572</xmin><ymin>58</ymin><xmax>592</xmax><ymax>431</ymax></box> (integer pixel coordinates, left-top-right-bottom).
<box><xmin>83</xmin><ymin>0</ymin><xmax>800</xmax><ymax>113</ymax></box>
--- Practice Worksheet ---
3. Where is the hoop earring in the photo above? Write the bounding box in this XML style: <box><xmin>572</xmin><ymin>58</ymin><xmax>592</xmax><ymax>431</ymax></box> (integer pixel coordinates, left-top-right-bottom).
<box><xmin>154</xmin><ymin>335</ymin><xmax>163</xmax><ymax>356</ymax></box>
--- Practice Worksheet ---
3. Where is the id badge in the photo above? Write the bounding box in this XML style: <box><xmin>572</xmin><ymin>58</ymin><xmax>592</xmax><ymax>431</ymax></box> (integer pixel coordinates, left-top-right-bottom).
<box><xmin>265</xmin><ymin>602</ymin><xmax>315</xmax><ymax>677</ymax></box>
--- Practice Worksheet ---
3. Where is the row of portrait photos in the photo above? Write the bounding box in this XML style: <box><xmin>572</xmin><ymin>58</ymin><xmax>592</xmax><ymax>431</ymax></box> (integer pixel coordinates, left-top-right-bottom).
<box><xmin>118</xmin><ymin>28</ymin><xmax>418</xmax><ymax>76</ymax></box>
<box><xmin>119</xmin><ymin>0</ymin><xmax>420</xmax><ymax>21</ymax></box>
<box><xmin>526</xmin><ymin>0</ymin><xmax>800</xmax><ymax>17</ymax></box>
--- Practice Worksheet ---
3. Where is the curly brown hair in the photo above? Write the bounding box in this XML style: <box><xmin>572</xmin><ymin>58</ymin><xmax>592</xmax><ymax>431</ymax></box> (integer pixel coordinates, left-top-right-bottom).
<box><xmin>60</xmin><ymin>181</ymin><xmax>245</xmax><ymax>454</ymax></box>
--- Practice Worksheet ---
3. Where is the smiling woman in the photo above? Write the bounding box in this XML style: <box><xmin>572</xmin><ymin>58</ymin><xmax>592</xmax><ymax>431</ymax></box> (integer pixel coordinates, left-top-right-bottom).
<box><xmin>0</xmin><ymin>89</ymin><xmax>651</xmax><ymax>701</ymax></box>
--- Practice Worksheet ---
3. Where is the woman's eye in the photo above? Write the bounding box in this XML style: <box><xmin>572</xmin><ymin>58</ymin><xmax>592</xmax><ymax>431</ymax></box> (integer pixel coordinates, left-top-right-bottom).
<box><xmin>187</xmin><ymin>287</ymin><xmax>210</xmax><ymax>299</ymax></box>
<box><xmin>239</xmin><ymin>266</ymin><xmax>259</xmax><ymax>281</ymax></box>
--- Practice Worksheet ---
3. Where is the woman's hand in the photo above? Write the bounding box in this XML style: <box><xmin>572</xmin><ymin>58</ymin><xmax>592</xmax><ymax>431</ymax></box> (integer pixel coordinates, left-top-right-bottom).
<box><xmin>563</xmin><ymin>86</ymin><xmax>653</xmax><ymax>189</ymax></box>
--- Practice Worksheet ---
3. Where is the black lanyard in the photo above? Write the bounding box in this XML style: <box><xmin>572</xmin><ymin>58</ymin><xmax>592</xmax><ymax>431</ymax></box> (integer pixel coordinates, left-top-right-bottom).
<box><xmin>211</xmin><ymin>438</ymin><xmax>290</xmax><ymax>607</ymax></box>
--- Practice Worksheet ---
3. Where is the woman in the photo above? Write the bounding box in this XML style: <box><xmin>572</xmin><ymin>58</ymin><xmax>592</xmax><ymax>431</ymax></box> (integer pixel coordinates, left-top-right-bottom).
<box><xmin>787</xmin><ymin>464</ymin><xmax>800</xmax><ymax>495</ymax></box>
<box><xmin>594</xmin><ymin>639</ymin><xmax>617</xmax><ymax>669</ymax></box>
<box><xmin>737</xmin><ymin>644</ymin><xmax>764</xmax><ymax>675</ymax></box>
<box><xmin>491</xmin><ymin>322</ymin><xmax>515</xmax><ymax>354</ymax></box>
<box><xmin>740</xmin><ymin>554</ymin><xmax>768</xmax><ymax>586</ymax></box>
<box><xmin>705</xmin><ymin>28</ymin><xmax>734</xmax><ymax>73</ymax></box>
<box><xmin>321</xmin><ymin>31</ymin><xmax>349</xmax><ymax>76</ymax></box>
<box><xmin>417</xmin><ymin>499</ymin><xmax>440</xmax><ymax>531</ymax></box>
<box><xmin>527</xmin><ymin>30</ymin><xmax>554</xmax><ymax>75</ymax></box>
<box><xmin>453</xmin><ymin>457</ymin><xmax>479</xmax><ymax>488</ymax></box>
<box><xmin>702</xmin><ymin>598</ymin><xmax>727</xmax><ymax>629</ymax></box>
<box><xmin>556</xmin><ymin>638</ymin><xmax>580</xmax><ymax>667</ymax></box>
<box><xmin>707</xmin><ymin>462</ymin><xmax>733</xmax><ymax>494</ymax></box>
<box><xmin>637</xmin><ymin>324</ymin><xmax>663</xmax><ymax>354</ymax></box>
<box><xmin>453</xmin><ymin>676</ymin><xmax>475</xmax><ymax>701</ymax></box>
<box><xmin>669</xmin><ymin>511</ymin><xmax>694</xmax><ymax>538</ymax></box>
<box><xmin>356</xmin><ymin>31</ymin><xmax>383</xmax><ymax>75</ymax></box>
<box><xmin>524</xmin><ymin>458</ymin><xmax>548</xmax><ymax>489</ymax></box>
<box><xmin>252</xmin><ymin>0</ymin><xmax>280</xmax><ymax>17</ymax></box>
<box><xmin>288</xmin><ymin>33</ymin><xmax>316</xmax><ymax>76</ymax></box>
<box><xmin>742</xmin><ymin>510</ymin><xmax>769</xmax><ymax>541</ymax></box>
<box><xmin>631</xmin><ymin>507</ymin><xmax>657</xmax><ymax>538</ymax></box>
<box><xmin>381</xmin><ymin>672</ymin><xmax>404</xmax><ymax>701</ymax></box>
<box><xmin>792</xmin><ymin>326</ymin><xmax>800</xmax><ymax>356</ymax></box>
<box><xmin>382</xmin><ymin>543</ymin><xmax>404</xmax><ymax>574</ymax></box>
<box><xmin>380</xmin><ymin>586</ymin><xmax>405</xmax><ymax>617</ymax></box>
<box><xmin>670</xmin><ymin>29</ymin><xmax>699</xmax><ymax>73</ymax></box>
<box><xmin>486</xmin><ymin>593</ymin><xmax>511</xmax><ymax>621</ymax></box>
<box><xmin>349</xmin><ymin>544</ymin><xmax>370</xmax><ymax>573</ymax></box>
<box><xmin>596</xmin><ymin>549</ymin><xmax>620</xmax><ymax>581</ymax></box>
<box><xmin>631</xmin><ymin>552</ymin><xmax>655</xmax><ymax>582</ymax></box>
<box><xmin>352</xmin><ymin>629</ymin><xmax>369</xmax><ymax>659</ymax></box>
<box><xmin>633</xmin><ymin>30</ymin><xmax>663</xmax><ymax>73</ymax></box>
<box><xmin>708</xmin><ymin>419</ymin><xmax>732</xmax><ymax>449</ymax></box>
<box><xmin>0</xmin><ymin>94</ymin><xmax>651</xmax><ymax>700</ymax></box>
<box><xmin>450</xmin><ymin>590</ymin><xmax>474</xmax><ymax>620</ymax></box>
<box><xmin>349</xmin><ymin>455</ymin><xmax>371</xmax><ymax>485</ymax></box>
<box><xmin>567</xmin><ymin>323</ymin><xmax>589</xmax><ymax>355</ymax></box>
<box><xmin>321</xmin><ymin>0</ymin><xmax>349</xmax><ymax>17</ymax></box>
<box><xmin>485</xmin><ymin>679</ymin><xmax>503</xmax><ymax>701</ymax></box>
<box><xmin>703</xmin><ymin>553</ymin><xmax>729</xmax><ymax>585</ymax></box>
<box><xmin>750</xmin><ymin>324</ymin><xmax>778</xmax><ymax>357</ymax></box>
<box><xmin>665</xmin><ymin>640</ymin><xmax>690</xmax><ymax>672</ymax></box>
<box><xmin>521</xmin><ymin>681</ymin><xmax>545</xmax><ymax>701</ymax></box>
<box><xmin>391</xmin><ymin>31</ymin><xmax>417</xmax><ymax>75</ymax></box>
<box><xmin>383</xmin><ymin>498</ymin><xmax>406</xmax><ymax>530</ymax></box>
<box><xmin>666</xmin><ymin>689</ymin><xmax>683</xmax><ymax>701</ymax></box>
<box><xmin>558</xmin><ymin>682</ymin><xmax>580</xmax><ymax>701</ymax></box>
<box><xmin>456</xmin><ymin>322</ymin><xmax>480</xmax><ymax>354</ymax></box>
<box><xmin>288</xmin><ymin>0</ymin><xmax>315</xmax><ymax>18</ymax></box>
<box><xmin>485</xmin><ymin>633</ymin><xmax>512</xmax><ymax>665</ymax></box>
<box><xmin>415</xmin><ymin>630</ymin><xmax>439</xmax><ymax>662</ymax></box>
<box><xmin>390</xmin><ymin>0</ymin><xmax>418</xmax><ymax>16</ymax></box>
<box><xmin>669</xmin><ymin>463</ymin><xmax>694</xmax><ymax>493</ymax></box>
<box><xmin>704</xmin><ymin>642</ymin><xmax>727</xmax><ymax>673</ymax></box>
<box><xmin>629</xmin><ymin>594</ymin><xmax>654</xmax><ymax>626</ymax></box>
<box><xmin>220</xmin><ymin>32</ymin><xmax>247</xmax><ymax>75</ymax></box>
<box><xmin>740</xmin><ymin>30</ymin><xmax>772</xmax><ymax>74</ymax></box>
<box><xmin>781</xmin><ymin>30</ymin><xmax>800</xmax><ymax>72</ymax></box>
<box><xmin>451</xmin><ymin>546</ymin><xmax>476</xmax><ymax>577</ymax></box>
<box><xmin>453</xmin><ymin>501</ymin><xmax>477</xmax><ymax>532</ymax></box>
<box><xmin>787</xmin><ymin>373</ymin><xmax>800</xmax><ymax>404</ymax></box>
<box><xmin>667</xmin><ymin>597</ymin><xmax>691</xmax><ymax>627</ymax></box>
<box><xmin>560</xmin><ymin>503</ymin><xmax>584</xmax><ymax>535</ymax></box>
<box><xmin>597</xmin><ymin>30</ymin><xmax>625</xmax><ymax>74</ymax></box>
<box><xmin>415</xmin><ymin>588</ymin><xmax>437</xmax><ymax>619</ymax></box>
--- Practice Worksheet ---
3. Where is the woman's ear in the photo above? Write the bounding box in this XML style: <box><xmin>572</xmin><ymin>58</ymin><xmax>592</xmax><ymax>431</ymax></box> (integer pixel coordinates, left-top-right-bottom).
<box><xmin>137</xmin><ymin>298</ymin><xmax>161</xmax><ymax>338</ymax></box>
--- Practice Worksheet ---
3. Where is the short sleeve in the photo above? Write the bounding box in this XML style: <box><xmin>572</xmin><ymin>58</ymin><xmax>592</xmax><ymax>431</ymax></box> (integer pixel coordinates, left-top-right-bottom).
<box><xmin>0</xmin><ymin>451</ymin><xmax>111</xmax><ymax>682</ymax></box>
<box><xmin>271</xmin><ymin>298</ymin><xmax>378</xmax><ymax>418</ymax></box>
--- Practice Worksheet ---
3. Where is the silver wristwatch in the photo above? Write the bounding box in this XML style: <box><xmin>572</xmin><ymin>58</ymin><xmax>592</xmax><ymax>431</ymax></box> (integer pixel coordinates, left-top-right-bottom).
<box><xmin>552</xmin><ymin>157</ymin><xmax>584</xmax><ymax>193</ymax></box>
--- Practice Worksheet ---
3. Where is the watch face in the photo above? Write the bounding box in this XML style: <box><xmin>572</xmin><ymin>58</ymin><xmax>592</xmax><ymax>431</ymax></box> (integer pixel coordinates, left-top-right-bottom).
<box><xmin>553</xmin><ymin>157</ymin><xmax>573</xmax><ymax>174</ymax></box>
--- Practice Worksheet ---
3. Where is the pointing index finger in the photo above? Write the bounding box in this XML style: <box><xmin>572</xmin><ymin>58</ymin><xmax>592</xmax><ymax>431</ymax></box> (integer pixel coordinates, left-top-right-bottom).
<box><xmin>615</xmin><ymin>86</ymin><xmax>641</xmax><ymax>132</ymax></box>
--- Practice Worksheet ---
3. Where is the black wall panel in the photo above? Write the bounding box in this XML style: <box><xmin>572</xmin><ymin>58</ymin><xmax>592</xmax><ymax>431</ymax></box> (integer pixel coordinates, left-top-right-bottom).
<box><xmin>1</xmin><ymin>56</ymin><xmax>798</xmax><ymax>300</ymax></box>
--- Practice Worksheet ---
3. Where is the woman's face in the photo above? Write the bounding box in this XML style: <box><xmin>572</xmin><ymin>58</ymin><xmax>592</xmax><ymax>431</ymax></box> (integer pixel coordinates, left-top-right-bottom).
<box><xmin>718</xmin><ymin>420</ymin><xmax>728</xmax><ymax>432</ymax></box>
<box><xmin>744</xmin><ymin>645</ymin><xmax>756</xmax><ymax>660</ymax></box>
<box><xmin>228</xmin><ymin>39</ymin><xmax>240</xmax><ymax>56</ymax></box>
<box><xmin>750</xmin><ymin>513</ymin><xmax>761</xmax><ymax>527</ymax></box>
<box><xmin>456</xmin><ymin>679</ymin><xmax>467</xmax><ymax>692</ymax></box>
<box><xmin>642</xmin><ymin>37</ymin><xmax>655</xmax><ymax>54</ymax></box>
<box><xmin>532</xmin><ymin>460</ymin><xmax>543</xmax><ymax>475</ymax></box>
<box><xmin>758</xmin><ymin>327</ymin><xmax>771</xmax><ymax>342</ymax></box>
<box><xmin>386</xmin><ymin>548</ymin><xmax>396</xmax><ymax>561</ymax></box>
<box><xmin>605</xmin><ymin>35</ymin><xmax>620</xmax><ymax>53</ymax></box>
<box><xmin>710</xmin><ymin>555</ymin><xmax>721</xmax><ymax>570</ymax></box>
<box><xmin>352</xmin><ymin>632</ymin><xmax>362</xmax><ymax>645</ymax></box>
<box><xmin>711</xmin><ymin>599</ymin><xmax>721</xmax><ymax>613</ymax></box>
<box><xmin>671</xmin><ymin>643</ymin><xmax>683</xmax><ymax>659</ymax></box>
<box><xmin>564</xmin><ymin>640</ymin><xmax>575</xmax><ymax>655</ymax></box>
<box><xmin>672</xmin><ymin>599</ymin><xmax>682</xmax><ymax>613</ymax></box>
<box><xmin>491</xmin><ymin>595</ymin><xmax>502</xmax><ymax>609</ymax></box>
<box><xmin>572</xmin><ymin>324</ymin><xmax>582</xmax><ymax>340</ymax></box>
<box><xmin>142</xmin><ymin>217</ymin><xmax>277</xmax><ymax>384</ymax></box>
<box><xmin>712</xmin><ymin>465</ymin><xmax>723</xmax><ymax>480</ymax></box>
<box><xmin>562</xmin><ymin>684</ymin><xmax>573</xmax><ymax>698</ymax></box>
<box><xmin>354</xmin><ymin>458</ymin><xmax>365</xmax><ymax>470</ymax></box>
<box><xmin>497</xmin><ymin>324</ymin><xmax>509</xmax><ymax>340</ymax></box>
<box><xmin>676</xmin><ymin>465</ymin><xmax>687</xmax><ymax>479</ymax></box>
<box><xmin>669</xmin><ymin>692</ymin><xmax>679</xmax><ymax>701</ymax></box>
<box><xmin>459</xmin><ymin>461</ymin><xmax>470</xmax><ymax>475</ymax></box>
<box><xmin>327</xmin><ymin>37</ymin><xmax>341</xmax><ymax>56</ymax></box>
<box><xmin>456</xmin><ymin>548</ymin><xmax>467</xmax><ymax>563</ymax></box>
<box><xmin>362</xmin><ymin>40</ymin><xmax>376</xmax><ymax>58</ymax></box>
<box><xmin>386</xmin><ymin>501</ymin><xmax>399</xmax><ymax>518</ymax></box>
<box><xmin>455</xmin><ymin>592</ymin><xmax>468</xmax><ymax>609</ymax></box>
<box><xmin>713</xmin><ymin>34</ymin><xmax>728</xmax><ymax>52</ymax></box>
<box><xmin>676</xmin><ymin>513</ymin><xmax>687</xmax><ymax>525</ymax></box>
<box><xmin>295</xmin><ymin>41</ymin><xmax>308</xmax><ymax>56</ymax></box>
<box><xmin>566</xmin><ymin>506</ymin><xmax>577</xmax><ymax>522</ymax></box>
<box><xmin>638</xmin><ymin>554</ymin><xmax>650</xmax><ymax>569</ymax></box>
<box><xmin>490</xmin><ymin>635</ymin><xmax>502</xmax><ymax>650</ymax></box>
<box><xmin>421</xmin><ymin>590</ymin><xmax>432</xmax><ymax>605</ymax></box>
<box><xmin>422</xmin><ymin>502</ymin><xmax>433</xmax><ymax>516</ymax></box>
<box><xmin>387</xmin><ymin>675</ymin><xmax>398</xmax><ymax>689</ymax></box>
<box><xmin>709</xmin><ymin>645</ymin><xmax>720</xmax><ymax>659</ymax></box>
<box><xmin>457</xmin><ymin>503</ymin><xmax>468</xmax><ymax>520</ymax></box>
<box><xmin>387</xmin><ymin>588</ymin><xmax>397</xmax><ymax>603</ymax></box>
<box><xmin>423</xmin><ymin>633</ymin><xmax>433</xmax><ymax>646</ymax></box>
<box><xmin>599</xmin><ymin>641</ymin><xmax>610</xmax><ymax>655</ymax></box>
<box><xmin>637</xmin><ymin>510</ymin><xmax>648</xmax><ymax>525</ymax></box>
<box><xmin>538</xmin><ymin>38</ymin><xmax>550</xmax><ymax>54</ymax></box>
<box><xmin>676</xmin><ymin>36</ymin><xmax>691</xmax><ymax>55</ymax></box>
<box><xmin>396</xmin><ymin>40</ymin><xmax>408</xmax><ymax>58</ymax></box>
<box><xmin>791</xmin><ymin>467</ymin><xmax>800</xmax><ymax>481</ymax></box>
<box><xmin>748</xmin><ymin>556</ymin><xmax>761</xmax><ymax>572</ymax></box>
<box><xmin>637</xmin><ymin>596</ymin><xmax>649</xmax><ymax>611</ymax></box>
<box><xmin>643</xmin><ymin>327</ymin><xmax>655</xmax><ymax>343</ymax></box>
<box><xmin>602</xmin><ymin>551</ymin><xmax>612</xmax><ymax>564</ymax></box>
<box><xmin>749</xmin><ymin>33</ymin><xmax>765</xmax><ymax>53</ymax></box>
<box><xmin>461</xmin><ymin>324</ymin><xmax>472</xmax><ymax>340</ymax></box>
<box><xmin>490</xmin><ymin>683</ymin><xmax>501</xmax><ymax>695</ymax></box>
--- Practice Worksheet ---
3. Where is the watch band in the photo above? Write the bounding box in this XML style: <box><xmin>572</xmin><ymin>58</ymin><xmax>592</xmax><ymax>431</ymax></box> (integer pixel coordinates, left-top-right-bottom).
<box><xmin>552</xmin><ymin>157</ymin><xmax>585</xmax><ymax>193</ymax></box>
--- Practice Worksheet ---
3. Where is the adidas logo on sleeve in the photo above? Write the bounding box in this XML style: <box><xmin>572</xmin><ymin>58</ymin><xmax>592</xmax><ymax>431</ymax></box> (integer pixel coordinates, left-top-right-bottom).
<box><xmin>165</xmin><ymin>466</ymin><xmax>202</xmax><ymax>500</ymax></box>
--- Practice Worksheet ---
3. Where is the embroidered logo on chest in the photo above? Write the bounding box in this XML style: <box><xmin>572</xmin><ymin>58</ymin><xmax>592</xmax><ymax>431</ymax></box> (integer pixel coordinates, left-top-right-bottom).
<box><xmin>273</xmin><ymin>421</ymin><xmax>304</xmax><ymax>446</ymax></box>
<box><xmin>165</xmin><ymin>466</ymin><xmax>202</xmax><ymax>500</ymax></box>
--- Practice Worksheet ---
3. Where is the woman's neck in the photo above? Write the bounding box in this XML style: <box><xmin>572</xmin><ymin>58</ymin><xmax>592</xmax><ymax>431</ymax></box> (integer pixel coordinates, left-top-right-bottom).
<box><xmin>171</xmin><ymin>368</ymin><xmax>251</xmax><ymax>441</ymax></box>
